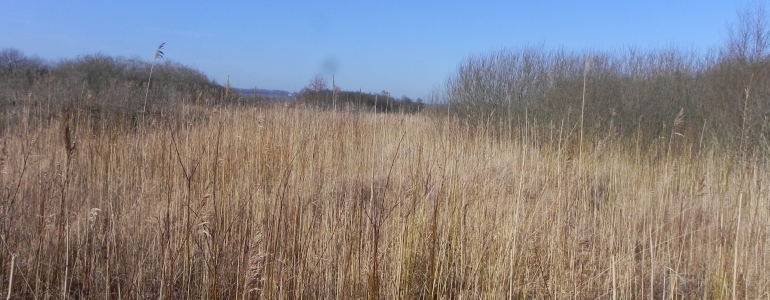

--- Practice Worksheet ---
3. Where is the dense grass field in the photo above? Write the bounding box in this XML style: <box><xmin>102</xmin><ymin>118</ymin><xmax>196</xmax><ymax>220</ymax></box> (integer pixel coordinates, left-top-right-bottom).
<box><xmin>0</xmin><ymin>102</ymin><xmax>767</xmax><ymax>299</ymax></box>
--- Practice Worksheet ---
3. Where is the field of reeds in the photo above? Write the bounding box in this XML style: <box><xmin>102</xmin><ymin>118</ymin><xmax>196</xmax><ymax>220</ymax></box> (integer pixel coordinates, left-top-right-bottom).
<box><xmin>3</xmin><ymin>9</ymin><xmax>770</xmax><ymax>296</ymax></box>
<box><xmin>0</xmin><ymin>97</ymin><xmax>767</xmax><ymax>298</ymax></box>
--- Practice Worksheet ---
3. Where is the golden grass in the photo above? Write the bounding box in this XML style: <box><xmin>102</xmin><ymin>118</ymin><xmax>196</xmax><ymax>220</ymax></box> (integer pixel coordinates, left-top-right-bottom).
<box><xmin>0</xmin><ymin>103</ymin><xmax>767</xmax><ymax>298</ymax></box>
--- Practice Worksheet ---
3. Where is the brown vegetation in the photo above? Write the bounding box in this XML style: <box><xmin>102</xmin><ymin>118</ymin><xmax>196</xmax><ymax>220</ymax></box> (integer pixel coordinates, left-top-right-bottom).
<box><xmin>0</xmin><ymin>97</ymin><xmax>767</xmax><ymax>298</ymax></box>
<box><xmin>1</xmin><ymin>5</ymin><xmax>770</xmax><ymax>298</ymax></box>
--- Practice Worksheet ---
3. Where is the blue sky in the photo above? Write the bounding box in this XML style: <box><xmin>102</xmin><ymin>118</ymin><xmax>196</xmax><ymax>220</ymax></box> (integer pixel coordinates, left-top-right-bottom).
<box><xmin>1</xmin><ymin>1</ymin><xmax>750</xmax><ymax>99</ymax></box>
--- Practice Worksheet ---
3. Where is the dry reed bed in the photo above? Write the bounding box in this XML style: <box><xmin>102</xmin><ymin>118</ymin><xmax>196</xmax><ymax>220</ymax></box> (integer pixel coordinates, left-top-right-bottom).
<box><xmin>0</xmin><ymin>104</ymin><xmax>767</xmax><ymax>298</ymax></box>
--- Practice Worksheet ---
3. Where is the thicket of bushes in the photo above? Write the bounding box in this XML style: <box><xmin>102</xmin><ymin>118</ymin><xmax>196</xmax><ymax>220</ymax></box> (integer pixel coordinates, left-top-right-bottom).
<box><xmin>444</xmin><ymin>6</ymin><xmax>770</xmax><ymax>154</ymax></box>
<box><xmin>0</xmin><ymin>49</ymin><xmax>252</xmax><ymax>133</ymax></box>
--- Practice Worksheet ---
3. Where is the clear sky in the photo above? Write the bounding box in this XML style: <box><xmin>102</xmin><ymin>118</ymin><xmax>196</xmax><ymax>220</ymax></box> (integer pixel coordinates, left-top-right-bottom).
<box><xmin>0</xmin><ymin>1</ymin><xmax>751</xmax><ymax>99</ymax></box>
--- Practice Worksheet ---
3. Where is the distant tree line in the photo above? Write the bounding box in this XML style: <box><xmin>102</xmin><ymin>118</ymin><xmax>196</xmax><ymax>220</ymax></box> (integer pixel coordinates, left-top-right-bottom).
<box><xmin>296</xmin><ymin>75</ymin><xmax>424</xmax><ymax>113</ymax></box>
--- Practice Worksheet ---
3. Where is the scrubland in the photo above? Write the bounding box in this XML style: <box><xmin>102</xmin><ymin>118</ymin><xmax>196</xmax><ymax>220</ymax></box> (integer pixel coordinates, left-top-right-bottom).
<box><xmin>0</xmin><ymin>100</ymin><xmax>767</xmax><ymax>299</ymax></box>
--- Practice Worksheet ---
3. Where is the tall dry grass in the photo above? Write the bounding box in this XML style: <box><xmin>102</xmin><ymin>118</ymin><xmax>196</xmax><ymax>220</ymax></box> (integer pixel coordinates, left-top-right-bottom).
<box><xmin>0</xmin><ymin>102</ymin><xmax>767</xmax><ymax>299</ymax></box>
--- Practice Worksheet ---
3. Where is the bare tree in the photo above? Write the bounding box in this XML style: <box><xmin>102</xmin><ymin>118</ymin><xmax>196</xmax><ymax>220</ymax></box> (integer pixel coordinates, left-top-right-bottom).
<box><xmin>308</xmin><ymin>74</ymin><xmax>328</xmax><ymax>92</ymax></box>
<box><xmin>0</xmin><ymin>48</ymin><xmax>45</xmax><ymax>70</ymax></box>
<box><xmin>724</xmin><ymin>4</ymin><xmax>770</xmax><ymax>64</ymax></box>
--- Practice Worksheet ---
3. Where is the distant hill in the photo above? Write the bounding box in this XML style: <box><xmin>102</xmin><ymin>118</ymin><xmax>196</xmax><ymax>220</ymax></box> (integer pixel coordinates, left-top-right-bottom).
<box><xmin>233</xmin><ymin>88</ymin><xmax>294</xmax><ymax>99</ymax></box>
